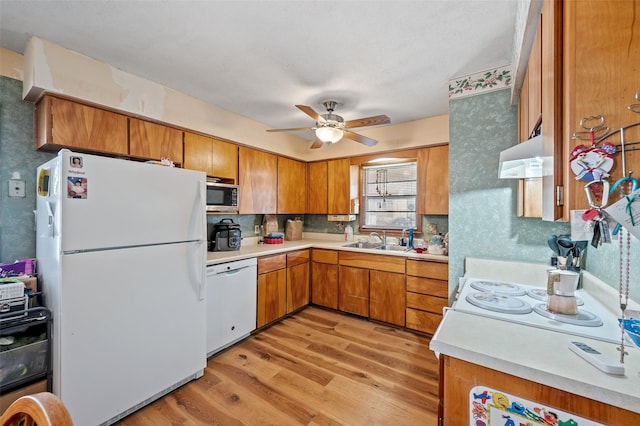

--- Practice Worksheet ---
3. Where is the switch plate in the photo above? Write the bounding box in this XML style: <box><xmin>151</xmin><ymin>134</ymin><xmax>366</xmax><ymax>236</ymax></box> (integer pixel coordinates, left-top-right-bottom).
<box><xmin>9</xmin><ymin>179</ymin><xmax>26</xmax><ymax>198</ymax></box>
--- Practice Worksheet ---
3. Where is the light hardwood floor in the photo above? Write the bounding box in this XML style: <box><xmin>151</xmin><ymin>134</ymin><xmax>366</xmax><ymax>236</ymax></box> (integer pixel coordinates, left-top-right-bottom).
<box><xmin>116</xmin><ymin>307</ymin><xmax>440</xmax><ymax>425</ymax></box>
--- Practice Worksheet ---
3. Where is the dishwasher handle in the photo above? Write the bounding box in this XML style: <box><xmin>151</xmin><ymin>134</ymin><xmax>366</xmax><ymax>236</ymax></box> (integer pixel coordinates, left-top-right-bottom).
<box><xmin>207</xmin><ymin>258</ymin><xmax>258</xmax><ymax>276</ymax></box>
<box><xmin>214</xmin><ymin>265</ymin><xmax>253</xmax><ymax>276</ymax></box>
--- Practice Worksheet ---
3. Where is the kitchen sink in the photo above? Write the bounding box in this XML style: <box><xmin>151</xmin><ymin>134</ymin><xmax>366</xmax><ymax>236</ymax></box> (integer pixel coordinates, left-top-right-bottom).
<box><xmin>375</xmin><ymin>244</ymin><xmax>411</xmax><ymax>252</ymax></box>
<box><xmin>342</xmin><ymin>242</ymin><xmax>382</xmax><ymax>249</ymax></box>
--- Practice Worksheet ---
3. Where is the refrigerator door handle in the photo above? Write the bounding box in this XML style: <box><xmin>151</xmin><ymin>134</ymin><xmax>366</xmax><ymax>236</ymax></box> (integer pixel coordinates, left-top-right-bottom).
<box><xmin>198</xmin><ymin>239</ymin><xmax>206</xmax><ymax>301</ymax></box>
<box><xmin>46</xmin><ymin>201</ymin><xmax>55</xmax><ymax>238</ymax></box>
<box><xmin>198</xmin><ymin>180</ymin><xmax>207</xmax><ymax>301</ymax></box>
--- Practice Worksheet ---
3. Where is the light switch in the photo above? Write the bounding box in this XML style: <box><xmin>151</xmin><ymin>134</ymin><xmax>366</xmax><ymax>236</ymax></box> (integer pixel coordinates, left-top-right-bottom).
<box><xmin>9</xmin><ymin>179</ymin><xmax>26</xmax><ymax>198</ymax></box>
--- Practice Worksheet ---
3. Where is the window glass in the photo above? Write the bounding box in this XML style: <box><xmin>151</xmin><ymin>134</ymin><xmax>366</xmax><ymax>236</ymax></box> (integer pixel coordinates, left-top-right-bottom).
<box><xmin>362</xmin><ymin>161</ymin><xmax>417</xmax><ymax>229</ymax></box>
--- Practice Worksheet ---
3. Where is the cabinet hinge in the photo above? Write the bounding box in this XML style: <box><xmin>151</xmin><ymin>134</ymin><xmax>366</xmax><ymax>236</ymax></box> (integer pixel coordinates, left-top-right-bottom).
<box><xmin>556</xmin><ymin>185</ymin><xmax>564</xmax><ymax>206</ymax></box>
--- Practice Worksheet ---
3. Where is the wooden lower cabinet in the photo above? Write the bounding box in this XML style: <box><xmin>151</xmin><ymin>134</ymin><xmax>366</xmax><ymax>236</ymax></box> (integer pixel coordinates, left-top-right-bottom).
<box><xmin>257</xmin><ymin>254</ymin><xmax>287</xmax><ymax>328</ymax></box>
<box><xmin>286</xmin><ymin>249</ymin><xmax>310</xmax><ymax>313</ymax></box>
<box><xmin>338</xmin><ymin>266</ymin><xmax>369</xmax><ymax>317</ymax></box>
<box><xmin>311</xmin><ymin>249</ymin><xmax>339</xmax><ymax>309</ymax></box>
<box><xmin>369</xmin><ymin>270</ymin><xmax>405</xmax><ymax>326</ymax></box>
<box><xmin>405</xmin><ymin>259</ymin><xmax>448</xmax><ymax>334</ymax></box>
<box><xmin>441</xmin><ymin>356</ymin><xmax>640</xmax><ymax>425</ymax></box>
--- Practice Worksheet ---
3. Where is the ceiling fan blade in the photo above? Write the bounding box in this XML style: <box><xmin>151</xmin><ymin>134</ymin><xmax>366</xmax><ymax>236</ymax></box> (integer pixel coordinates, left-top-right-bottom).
<box><xmin>343</xmin><ymin>130</ymin><xmax>378</xmax><ymax>147</ymax></box>
<box><xmin>295</xmin><ymin>105</ymin><xmax>321</xmax><ymax>121</ymax></box>
<box><xmin>310</xmin><ymin>138</ymin><xmax>325</xmax><ymax>149</ymax></box>
<box><xmin>344</xmin><ymin>114</ymin><xmax>390</xmax><ymax>129</ymax></box>
<box><xmin>266</xmin><ymin>126</ymin><xmax>313</xmax><ymax>132</ymax></box>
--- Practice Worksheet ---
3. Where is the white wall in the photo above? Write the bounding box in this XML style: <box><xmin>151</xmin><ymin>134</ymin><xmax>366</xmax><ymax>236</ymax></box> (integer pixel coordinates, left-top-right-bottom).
<box><xmin>2</xmin><ymin>38</ymin><xmax>448</xmax><ymax>162</ymax></box>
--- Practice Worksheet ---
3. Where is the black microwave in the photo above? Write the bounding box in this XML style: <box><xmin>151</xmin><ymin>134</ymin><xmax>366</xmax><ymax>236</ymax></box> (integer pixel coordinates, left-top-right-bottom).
<box><xmin>206</xmin><ymin>182</ymin><xmax>239</xmax><ymax>212</ymax></box>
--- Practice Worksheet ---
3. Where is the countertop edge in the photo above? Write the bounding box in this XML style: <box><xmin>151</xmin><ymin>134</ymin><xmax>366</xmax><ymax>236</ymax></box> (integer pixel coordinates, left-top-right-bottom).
<box><xmin>430</xmin><ymin>310</ymin><xmax>640</xmax><ymax>414</ymax></box>
<box><xmin>206</xmin><ymin>237</ymin><xmax>449</xmax><ymax>265</ymax></box>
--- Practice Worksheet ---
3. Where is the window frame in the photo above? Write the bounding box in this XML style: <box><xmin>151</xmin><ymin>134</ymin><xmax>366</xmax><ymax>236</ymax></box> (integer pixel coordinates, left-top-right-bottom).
<box><xmin>358</xmin><ymin>157</ymin><xmax>422</xmax><ymax>235</ymax></box>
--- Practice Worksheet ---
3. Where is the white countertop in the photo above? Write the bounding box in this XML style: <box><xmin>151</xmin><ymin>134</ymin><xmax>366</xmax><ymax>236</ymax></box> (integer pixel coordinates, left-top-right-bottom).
<box><xmin>206</xmin><ymin>232</ymin><xmax>449</xmax><ymax>265</ymax></box>
<box><xmin>430</xmin><ymin>257</ymin><xmax>640</xmax><ymax>414</ymax></box>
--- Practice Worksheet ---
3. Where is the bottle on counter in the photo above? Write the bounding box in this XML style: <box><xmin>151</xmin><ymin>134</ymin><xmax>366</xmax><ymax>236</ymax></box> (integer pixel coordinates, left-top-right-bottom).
<box><xmin>344</xmin><ymin>224</ymin><xmax>354</xmax><ymax>242</ymax></box>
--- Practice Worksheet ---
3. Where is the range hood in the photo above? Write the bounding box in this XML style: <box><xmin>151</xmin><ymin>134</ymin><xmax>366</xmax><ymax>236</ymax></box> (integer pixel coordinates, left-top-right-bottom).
<box><xmin>498</xmin><ymin>135</ymin><xmax>552</xmax><ymax>179</ymax></box>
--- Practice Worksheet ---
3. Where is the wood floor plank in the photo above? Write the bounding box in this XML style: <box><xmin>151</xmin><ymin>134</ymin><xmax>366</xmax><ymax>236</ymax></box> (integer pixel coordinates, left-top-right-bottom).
<box><xmin>115</xmin><ymin>306</ymin><xmax>439</xmax><ymax>425</ymax></box>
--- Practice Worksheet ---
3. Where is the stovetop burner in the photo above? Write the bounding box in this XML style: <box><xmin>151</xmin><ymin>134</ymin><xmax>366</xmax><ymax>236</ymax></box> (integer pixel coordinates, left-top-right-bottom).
<box><xmin>533</xmin><ymin>303</ymin><xmax>603</xmax><ymax>326</ymax></box>
<box><xmin>466</xmin><ymin>292</ymin><xmax>533</xmax><ymax>314</ymax></box>
<box><xmin>470</xmin><ymin>280</ymin><xmax>526</xmax><ymax>296</ymax></box>
<box><xmin>526</xmin><ymin>288</ymin><xmax>584</xmax><ymax>306</ymax></box>
<box><xmin>453</xmin><ymin>277</ymin><xmax>622</xmax><ymax>344</ymax></box>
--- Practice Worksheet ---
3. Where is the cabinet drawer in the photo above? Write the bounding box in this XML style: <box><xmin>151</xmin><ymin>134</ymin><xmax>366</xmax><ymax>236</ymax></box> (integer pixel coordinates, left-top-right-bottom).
<box><xmin>339</xmin><ymin>252</ymin><xmax>405</xmax><ymax>274</ymax></box>
<box><xmin>287</xmin><ymin>249</ymin><xmax>310</xmax><ymax>267</ymax></box>
<box><xmin>405</xmin><ymin>308</ymin><xmax>442</xmax><ymax>335</ymax></box>
<box><xmin>406</xmin><ymin>259</ymin><xmax>448</xmax><ymax>280</ymax></box>
<box><xmin>258</xmin><ymin>254</ymin><xmax>287</xmax><ymax>274</ymax></box>
<box><xmin>406</xmin><ymin>276</ymin><xmax>448</xmax><ymax>298</ymax></box>
<box><xmin>406</xmin><ymin>292</ymin><xmax>448</xmax><ymax>314</ymax></box>
<box><xmin>312</xmin><ymin>249</ymin><xmax>338</xmax><ymax>264</ymax></box>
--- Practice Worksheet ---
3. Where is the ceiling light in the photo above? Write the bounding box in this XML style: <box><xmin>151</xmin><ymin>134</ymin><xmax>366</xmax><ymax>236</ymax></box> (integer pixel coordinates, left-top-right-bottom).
<box><xmin>316</xmin><ymin>126</ymin><xmax>344</xmax><ymax>143</ymax></box>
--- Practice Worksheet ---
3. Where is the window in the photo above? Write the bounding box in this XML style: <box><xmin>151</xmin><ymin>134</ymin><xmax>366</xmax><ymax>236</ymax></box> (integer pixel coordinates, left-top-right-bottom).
<box><xmin>362</xmin><ymin>161</ymin><xmax>417</xmax><ymax>230</ymax></box>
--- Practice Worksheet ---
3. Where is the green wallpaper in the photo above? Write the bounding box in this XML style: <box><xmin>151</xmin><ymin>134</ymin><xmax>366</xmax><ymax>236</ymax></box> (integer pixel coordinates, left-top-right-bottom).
<box><xmin>448</xmin><ymin>89</ymin><xmax>572</xmax><ymax>295</ymax></box>
<box><xmin>0</xmin><ymin>77</ymin><xmax>55</xmax><ymax>263</ymax></box>
<box><xmin>448</xmin><ymin>88</ymin><xmax>638</xmax><ymax>301</ymax></box>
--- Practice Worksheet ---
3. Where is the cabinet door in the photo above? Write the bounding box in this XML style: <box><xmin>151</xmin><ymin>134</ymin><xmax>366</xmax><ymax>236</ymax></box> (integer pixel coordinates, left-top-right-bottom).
<box><xmin>129</xmin><ymin>118</ymin><xmax>183</xmax><ymax>164</ymax></box>
<box><xmin>563</xmin><ymin>0</ymin><xmax>640</xmax><ymax>216</ymax></box>
<box><xmin>417</xmin><ymin>146</ymin><xmax>449</xmax><ymax>215</ymax></box>
<box><xmin>38</xmin><ymin>96</ymin><xmax>128</xmax><ymax>155</ymax></box>
<box><xmin>278</xmin><ymin>156</ymin><xmax>307</xmax><ymax>213</ymax></box>
<box><xmin>287</xmin><ymin>262</ymin><xmax>309</xmax><ymax>313</ymax></box>
<box><xmin>210</xmin><ymin>137</ymin><xmax>238</xmax><ymax>182</ymax></box>
<box><xmin>257</xmin><ymin>269</ymin><xmax>286</xmax><ymax>328</ymax></box>
<box><xmin>307</xmin><ymin>161</ymin><xmax>328</xmax><ymax>213</ymax></box>
<box><xmin>338</xmin><ymin>266</ymin><xmax>369</xmax><ymax>317</ymax></box>
<box><xmin>183</xmin><ymin>132</ymin><xmax>213</xmax><ymax>174</ymax></box>
<box><xmin>311</xmin><ymin>262</ymin><xmax>338</xmax><ymax>309</ymax></box>
<box><xmin>369</xmin><ymin>270</ymin><xmax>405</xmax><ymax>326</ymax></box>
<box><xmin>239</xmin><ymin>147</ymin><xmax>277</xmax><ymax>214</ymax></box>
<box><xmin>442</xmin><ymin>356</ymin><xmax>640</xmax><ymax>425</ymax></box>
<box><xmin>327</xmin><ymin>158</ymin><xmax>352</xmax><ymax>214</ymax></box>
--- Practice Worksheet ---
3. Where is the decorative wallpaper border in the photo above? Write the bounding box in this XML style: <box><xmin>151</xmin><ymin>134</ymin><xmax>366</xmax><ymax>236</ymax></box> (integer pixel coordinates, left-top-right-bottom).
<box><xmin>449</xmin><ymin>65</ymin><xmax>512</xmax><ymax>100</ymax></box>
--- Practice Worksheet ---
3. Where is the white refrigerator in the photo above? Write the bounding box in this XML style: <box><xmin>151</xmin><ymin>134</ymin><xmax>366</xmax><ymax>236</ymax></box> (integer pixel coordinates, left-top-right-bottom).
<box><xmin>36</xmin><ymin>150</ymin><xmax>208</xmax><ymax>425</ymax></box>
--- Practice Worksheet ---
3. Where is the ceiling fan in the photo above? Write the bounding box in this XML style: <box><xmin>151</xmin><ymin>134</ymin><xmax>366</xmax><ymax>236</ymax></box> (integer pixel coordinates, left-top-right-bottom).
<box><xmin>266</xmin><ymin>101</ymin><xmax>391</xmax><ymax>149</ymax></box>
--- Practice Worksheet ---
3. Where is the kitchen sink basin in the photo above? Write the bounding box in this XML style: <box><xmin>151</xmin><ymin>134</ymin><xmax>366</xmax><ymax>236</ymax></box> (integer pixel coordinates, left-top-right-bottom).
<box><xmin>375</xmin><ymin>244</ymin><xmax>411</xmax><ymax>252</ymax></box>
<box><xmin>342</xmin><ymin>242</ymin><xmax>382</xmax><ymax>249</ymax></box>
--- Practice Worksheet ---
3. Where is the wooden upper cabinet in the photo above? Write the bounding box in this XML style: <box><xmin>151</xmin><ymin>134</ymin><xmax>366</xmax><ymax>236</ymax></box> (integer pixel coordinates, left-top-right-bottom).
<box><xmin>184</xmin><ymin>132</ymin><xmax>238</xmax><ymax>181</ymax></box>
<box><xmin>239</xmin><ymin>146</ymin><xmax>277</xmax><ymax>214</ymax></box>
<box><xmin>327</xmin><ymin>158</ymin><xmax>358</xmax><ymax>214</ymax></box>
<box><xmin>527</xmin><ymin>23</ymin><xmax>542</xmax><ymax>138</ymax></box>
<box><xmin>278</xmin><ymin>156</ymin><xmax>307</xmax><ymax>214</ymax></box>
<box><xmin>562</xmin><ymin>0</ymin><xmax>640</xmax><ymax>217</ymax></box>
<box><xmin>129</xmin><ymin>118</ymin><xmax>183</xmax><ymax>164</ymax></box>
<box><xmin>417</xmin><ymin>145</ymin><xmax>449</xmax><ymax>215</ymax></box>
<box><xmin>35</xmin><ymin>95</ymin><xmax>128</xmax><ymax>155</ymax></box>
<box><xmin>307</xmin><ymin>161</ymin><xmax>328</xmax><ymax>213</ymax></box>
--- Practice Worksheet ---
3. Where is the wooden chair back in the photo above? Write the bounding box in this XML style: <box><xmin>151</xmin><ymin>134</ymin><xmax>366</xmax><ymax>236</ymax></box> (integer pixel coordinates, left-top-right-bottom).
<box><xmin>0</xmin><ymin>392</ymin><xmax>73</xmax><ymax>426</ymax></box>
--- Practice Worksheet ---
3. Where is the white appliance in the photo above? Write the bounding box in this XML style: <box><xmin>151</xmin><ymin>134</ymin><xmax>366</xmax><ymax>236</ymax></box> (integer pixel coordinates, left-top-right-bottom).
<box><xmin>453</xmin><ymin>277</ymin><xmax>623</xmax><ymax>344</ymax></box>
<box><xmin>36</xmin><ymin>150</ymin><xmax>207</xmax><ymax>425</ymax></box>
<box><xmin>206</xmin><ymin>258</ymin><xmax>257</xmax><ymax>356</ymax></box>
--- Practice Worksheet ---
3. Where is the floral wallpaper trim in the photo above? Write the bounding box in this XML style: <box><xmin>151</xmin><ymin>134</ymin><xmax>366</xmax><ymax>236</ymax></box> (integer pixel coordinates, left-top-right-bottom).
<box><xmin>448</xmin><ymin>65</ymin><xmax>512</xmax><ymax>100</ymax></box>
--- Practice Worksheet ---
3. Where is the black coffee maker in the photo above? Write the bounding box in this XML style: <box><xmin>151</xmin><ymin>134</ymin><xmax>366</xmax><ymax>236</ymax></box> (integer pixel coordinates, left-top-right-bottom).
<box><xmin>210</xmin><ymin>218</ymin><xmax>242</xmax><ymax>251</ymax></box>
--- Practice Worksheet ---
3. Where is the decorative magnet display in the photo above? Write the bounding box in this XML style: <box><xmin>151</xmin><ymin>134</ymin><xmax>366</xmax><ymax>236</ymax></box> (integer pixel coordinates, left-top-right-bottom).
<box><xmin>469</xmin><ymin>386</ymin><xmax>605</xmax><ymax>425</ymax></box>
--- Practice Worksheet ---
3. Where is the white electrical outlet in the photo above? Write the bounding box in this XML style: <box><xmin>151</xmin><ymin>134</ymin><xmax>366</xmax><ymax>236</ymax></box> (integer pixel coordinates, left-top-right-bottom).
<box><xmin>9</xmin><ymin>179</ymin><xmax>26</xmax><ymax>198</ymax></box>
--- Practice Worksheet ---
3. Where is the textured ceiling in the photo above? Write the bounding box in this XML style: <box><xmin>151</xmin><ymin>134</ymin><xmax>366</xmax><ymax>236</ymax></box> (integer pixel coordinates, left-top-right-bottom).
<box><xmin>1</xmin><ymin>0</ymin><xmax>520</xmax><ymax>137</ymax></box>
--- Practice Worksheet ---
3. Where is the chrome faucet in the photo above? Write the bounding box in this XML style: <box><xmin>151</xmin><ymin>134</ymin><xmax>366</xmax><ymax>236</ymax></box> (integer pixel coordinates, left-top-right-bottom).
<box><xmin>370</xmin><ymin>231</ymin><xmax>386</xmax><ymax>246</ymax></box>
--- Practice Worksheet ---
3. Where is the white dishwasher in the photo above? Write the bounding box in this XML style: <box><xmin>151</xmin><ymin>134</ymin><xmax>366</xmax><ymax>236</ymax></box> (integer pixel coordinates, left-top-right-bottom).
<box><xmin>206</xmin><ymin>257</ymin><xmax>257</xmax><ymax>357</ymax></box>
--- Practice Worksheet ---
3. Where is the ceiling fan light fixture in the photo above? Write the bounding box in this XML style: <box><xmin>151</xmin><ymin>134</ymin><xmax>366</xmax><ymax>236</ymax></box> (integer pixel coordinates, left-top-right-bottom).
<box><xmin>316</xmin><ymin>126</ymin><xmax>343</xmax><ymax>143</ymax></box>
